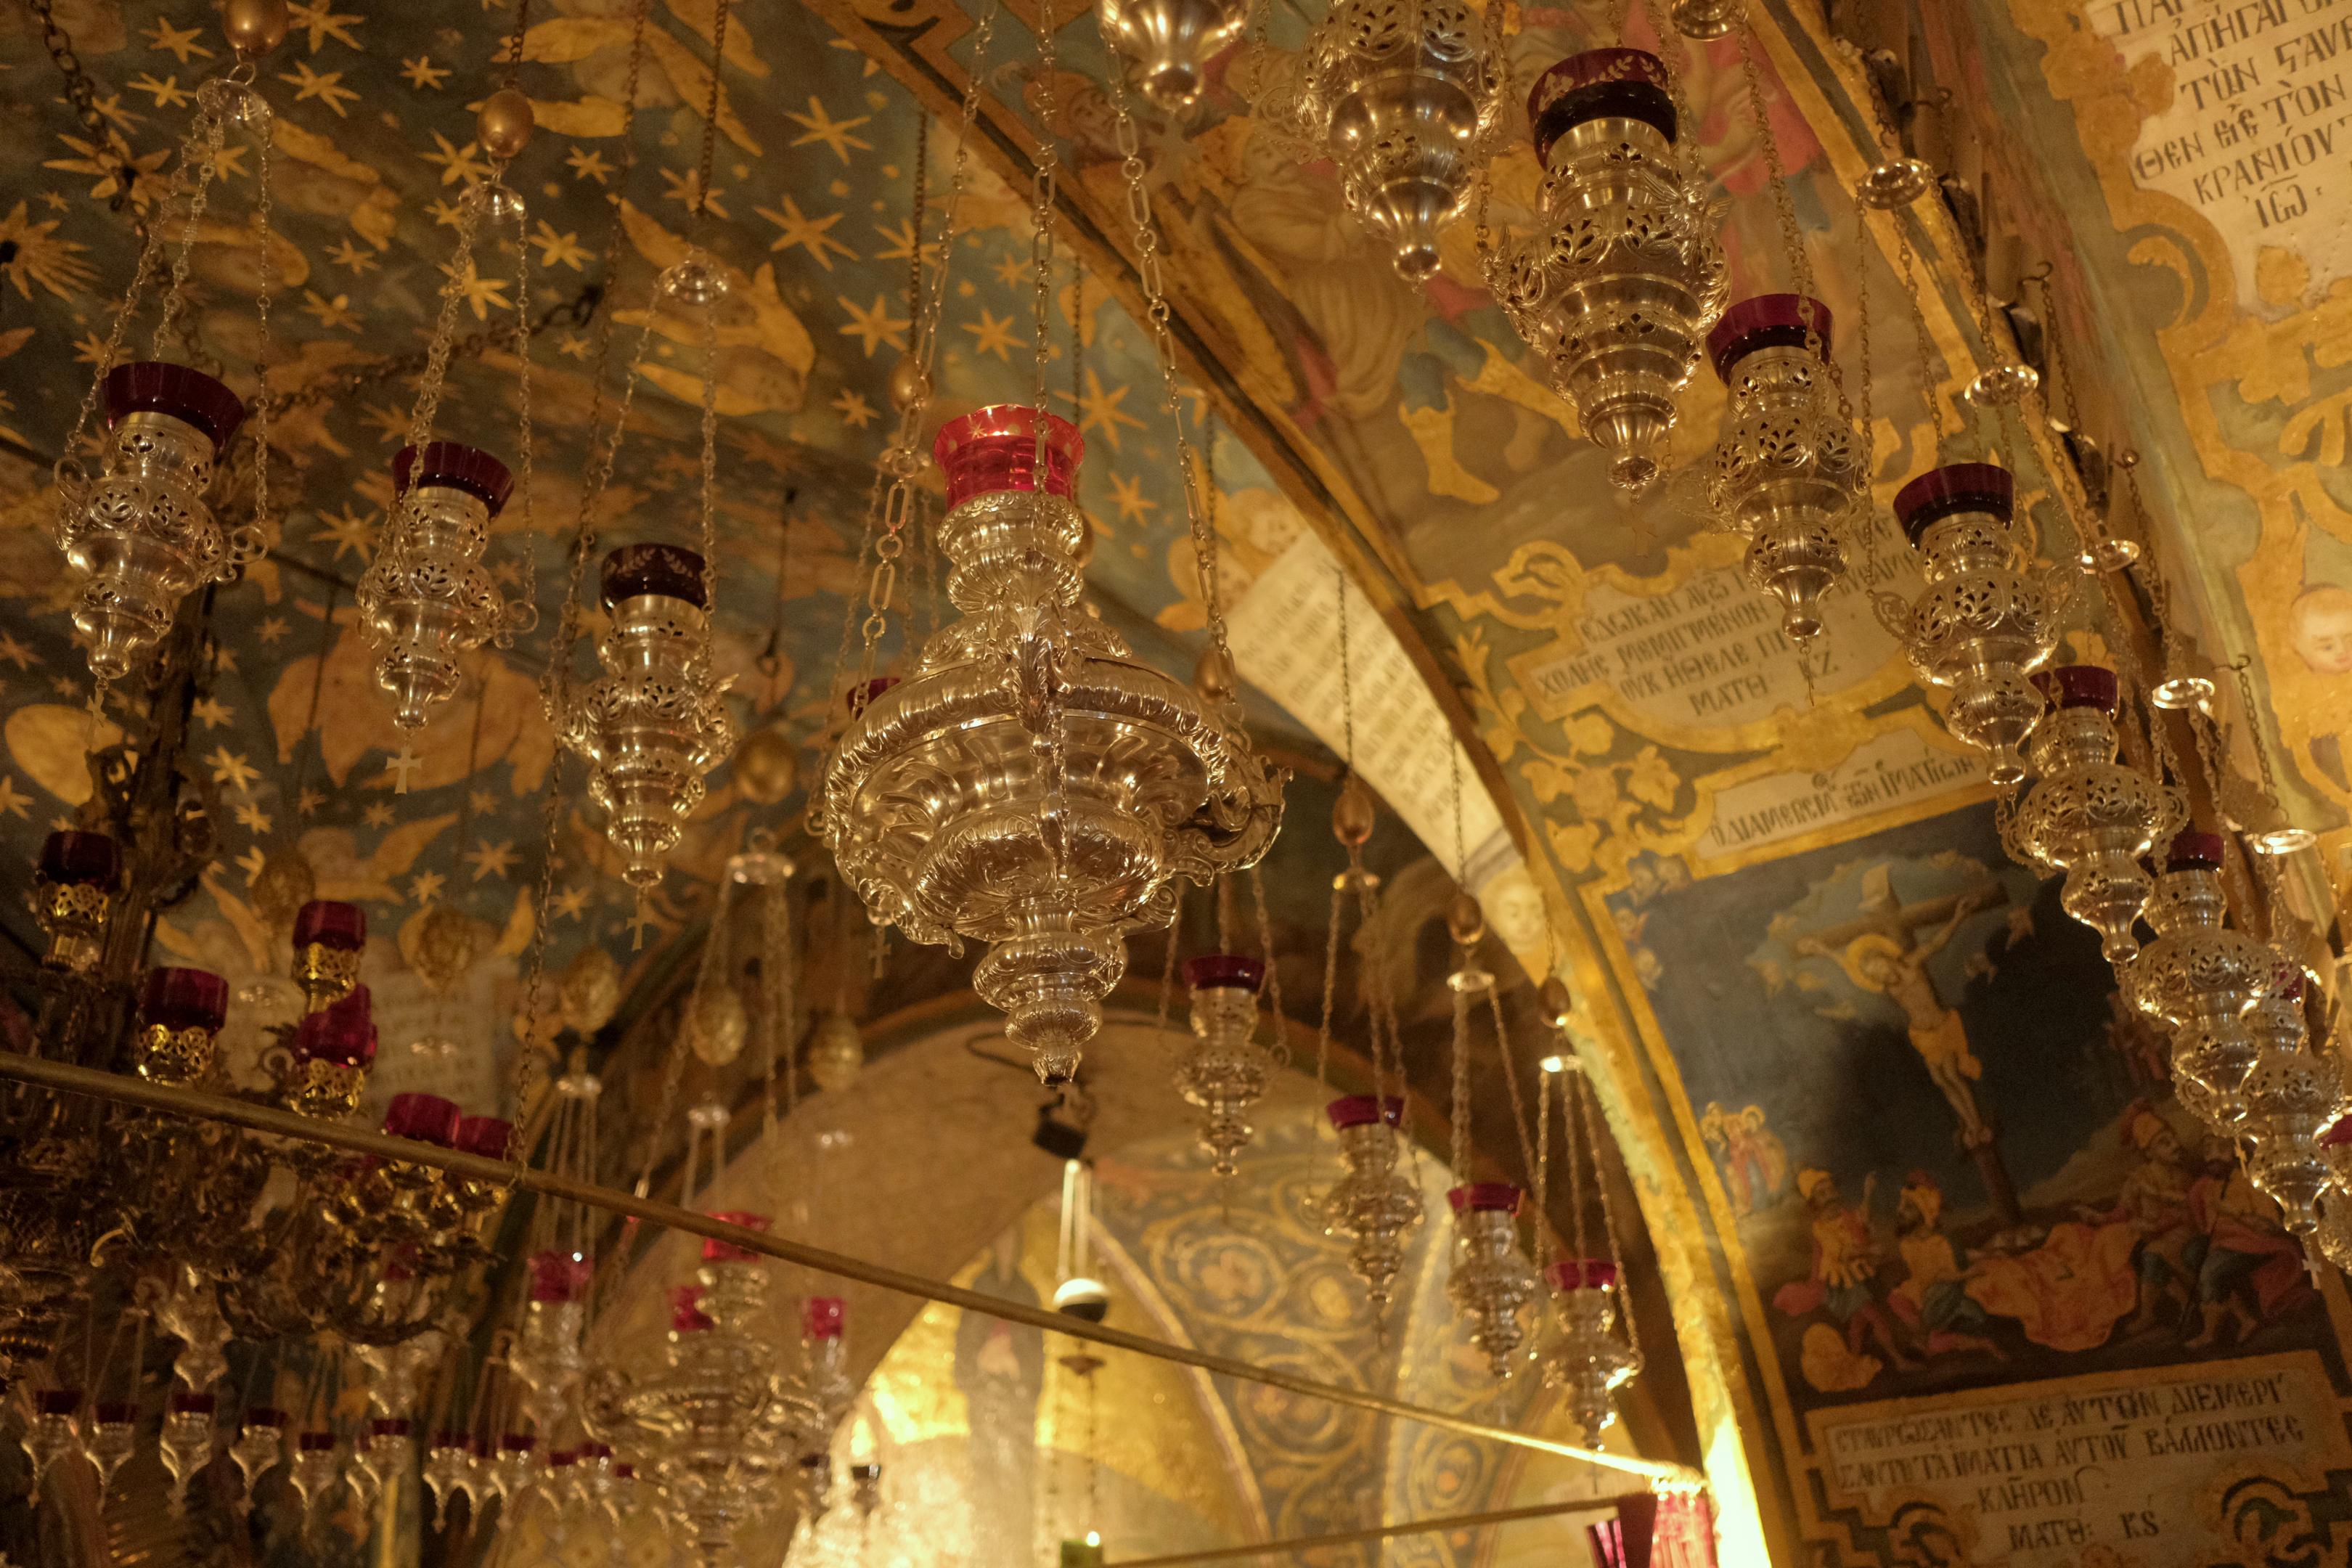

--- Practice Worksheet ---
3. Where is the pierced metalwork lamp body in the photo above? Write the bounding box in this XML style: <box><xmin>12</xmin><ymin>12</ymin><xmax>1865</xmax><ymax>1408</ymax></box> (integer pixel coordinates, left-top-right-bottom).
<box><xmin>1879</xmin><ymin>464</ymin><xmax>2059</xmax><ymax>785</ymax></box>
<box><xmin>821</xmin><ymin>407</ymin><xmax>1282</xmax><ymax>1083</ymax></box>
<box><xmin>1540</xmin><ymin>1258</ymin><xmax>1639</xmax><ymax>1440</ymax></box>
<box><xmin>2239</xmin><ymin>974</ymin><xmax>2342</xmax><ymax>1237</ymax></box>
<box><xmin>1491</xmin><ymin>50</ymin><xmax>1727</xmax><ymax>493</ymax></box>
<box><xmin>1289</xmin><ymin>0</ymin><xmax>1500</xmax><ymax>279</ymax></box>
<box><xmin>54</xmin><ymin>364</ymin><xmax>251</xmax><ymax>682</ymax></box>
<box><xmin>1176</xmin><ymin>954</ymin><xmax>1275</xmax><ymax>1177</ymax></box>
<box><xmin>1445</xmin><ymin>1182</ymin><xmax>1539</xmax><ymax>1379</ymax></box>
<box><xmin>358</xmin><ymin>441</ymin><xmax>523</xmax><ymax>730</ymax></box>
<box><xmin>1705</xmin><ymin>294</ymin><xmax>1862</xmax><ymax>639</ymax></box>
<box><xmin>2014</xmin><ymin>666</ymin><xmax>2172</xmax><ymax>966</ymax></box>
<box><xmin>2131</xmin><ymin>833</ymin><xmax>2278</xmax><ymax>1134</ymax></box>
<box><xmin>562</xmin><ymin>544</ymin><xmax>738</xmax><ymax>889</ymax></box>
<box><xmin>1099</xmin><ymin>0</ymin><xmax>1248</xmax><ymax>110</ymax></box>
<box><xmin>1320</xmin><ymin>1095</ymin><xmax>1423</xmax><ymax>1318</ymax></box>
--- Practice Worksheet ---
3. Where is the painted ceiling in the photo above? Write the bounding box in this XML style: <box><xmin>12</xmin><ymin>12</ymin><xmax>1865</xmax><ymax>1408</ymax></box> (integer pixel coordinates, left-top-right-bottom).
<box><xmin>3</xmin><ymin>0</ymin><xmax>2351</xmax><ymax>1564</ymax></box>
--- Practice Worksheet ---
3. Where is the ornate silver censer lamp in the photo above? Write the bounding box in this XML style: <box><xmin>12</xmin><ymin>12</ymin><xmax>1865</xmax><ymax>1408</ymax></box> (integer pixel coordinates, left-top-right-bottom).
<box><xmin>1098</xmin><ymin>0</ymin><xmax>1249</xmax><ymax>110</ymax></box>
<box><xmin>820</xmin><ymin>407</ymin><xmax>1281</xmax><ymax>1082</ymax></box>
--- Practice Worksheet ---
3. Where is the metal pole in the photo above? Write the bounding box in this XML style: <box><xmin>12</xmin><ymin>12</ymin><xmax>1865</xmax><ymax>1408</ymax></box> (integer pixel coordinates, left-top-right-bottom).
<box><xmin>0</xmin><ymin>1052</ymin><xmax>1698</xmax><ymax>1487</ymax></box>
<box><xmin>1101</xmin><ymin>1496</ymin><xmax>1632</xmax><ymax>1568</ymax></box>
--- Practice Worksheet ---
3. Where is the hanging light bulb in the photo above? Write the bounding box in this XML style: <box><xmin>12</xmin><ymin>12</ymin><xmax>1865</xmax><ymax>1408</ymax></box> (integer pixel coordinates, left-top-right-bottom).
<box><xmin>1491</xmin><ymin>50</ymin><xmax>1728</xmax><ymax>492</ymax></box>
<box><xmin>1098</xmin><ymin>0</ymin><xmax>1248</xmax><ymax>110</ymax></box>
<box><xmin>1446</xmin><ymin>1183</ymin><xmax>1540</xmax><ymax>1379</ymax></box>
<box><xmin>2013</xmin><ymin>666</ymin><xmax>2174</xmax><ymax>966</ymax></box>
<box><xmin>1321</xmin><ymin>1096</ymin><xmax>1424</xmax><ymax>1318</ymax></box>
<box><xmin>1877</xmin><ymin>465</ymin><xmax>2061</xmax><ymax>785</ymax></box>
<box><xmin>1053</xmin><ymin>1159</ymin><xmax>1111</xmax><ymax>1323</ymax></box>
<box><xmin>359</xmin><ymin>442</ymin><xmax>530</xmax><ymax>730</ymax></box>
<box><xmin>560</xmin><ymin>544</ymin><xmax>738</xmax><ymax>889</ymax></box>
<box><xmin>2130</xmin><ymin>832</ymin><xmax>2274</xmax><ymax>1132</ymax></box>
<box><xmin>1282</xmin><ymin>0</ymin><xmax>1501</xmax><ymax>278</ymax></box>
<box><xmin>820</xmin><ymin>407</ymin><xmax>1281</xmax><ymax>1083</ymax></box>
<box><xmin>1175</xmin><ymin>955</ymin><xmax>1275</xmax><ymax>1177</ymax></box>
<box><xmin>1540</xmin><ymin>1258</ymin><xmax>1640</xmax><ymax>1439</ymax></box>
<box><xmin>1704</xmin><ymin>295</ymin><xmax>1862</xmax><ymax>639</ymax></box>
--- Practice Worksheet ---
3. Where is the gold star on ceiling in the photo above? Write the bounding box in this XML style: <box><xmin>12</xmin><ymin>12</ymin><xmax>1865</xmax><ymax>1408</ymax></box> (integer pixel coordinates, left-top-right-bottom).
<box><xmin>0</xmin><ymin>202</ymin><xmax>96</xmax><ymax>301</ymax></box>
<box><xmin>421</xmin><ymin>132</ymin><xmax>491</xmax><ymax>186</ymax></box>
<box><xmin>128</xmin><ymin>74</ymin><xmax>191</xmax><ymax>110</ymax></box>
<box><xmin>205</xmin><ymin>746</ymin><xmax>261</xmax><ymax>794</ymax></box>
<box><xmin>234</xmin><ymin>846</ymin><xmax>268</xmax><ymax>882</ymax></box>
<box><xmin>258</xmin><ymin>617</ymin><xmax>290</xmax><ymax>644</ymax></box>
<box><xmin>233</xmin><ymin>800</ymin><xmax>274</xmax><ymax>834</ymax></box>
<box><xmin>756</xmin><ymin>196</ymin><xmax>855</xmax><ymax>271</ymax></box>
<box><xmin>362</xmin><ymin>801</ymin><xmax>394</xmax><ymax>828</ymax></box>
<box><xmin>990</xmin><ymin>251</ymin><xmax>1030</xmax><ymax>289</ymax></box>
<box><xmin>438</xmin><ymin>256</ymin><xmax>510</xmax><ymax>319</ymax></box>
<box><xmin>46</xmin><ymin>134</ymin><xmax>171</xmax><ymax>211</ymax></box>
<box><xmin>142</xmin><ymin>17</ymin><xmax>215</xmax><ymax>62</ymax></box>
<box><xmin>530</xmin><ymin>221</ymin><xmax>587</xmax><ymax>270</ymax></box>
<box><xmin>836</xmin><ymin>294</ymin><xmax>907</xmax><ymax>358</ymax></box>
<box><xmin>301</xmin><ymin>290</ymin><xmax>362</xmax><ymax>332</ymax></box>
<box><xmin>1106</xmin><ymin>470</ymin><xmax>1156</xmax><ymax>525</ymax></box>
<box><xmin>565</xmin><ymin>146</ymin><xmax>613</xmax><ymax>184</ymax></box>
<box><xmin>358</xmin><ymin>402</ymin><xmax>407</xmax><ymax>441</ymax></box>
<box><xmin>466</xmin><ymin>840</ymin><xmax>518</xmax><ymax>881</ymax></box>
<box><xmin>660</xmin><ymin>167</ymin><xmax>727</xmax><ymax>219</ymax></box>
<box><xmin>551</xmin><ymin>886</ymin><xmax>591</xmax><ymax>920</ymax></box>
<box><xmin>277</xmin><ymin>61</ymin><xmax>362</xmax><ymax>117</ymax></box>
<box><xmin>783</xmin><ymin>97</ymin><xmax>873</xmax><ymax>163</ymax></box>
<box><xmin>285</xmin><ymin>0</ymin><xmax>364</xmax><ymax>52</ymax></box>
<box><xmin>314</xmin><ymin>505</ymin><xmax>377</xmax><ymax>563</ymax></box>
<box><xmin>0</xmin><ymin>632</ymin><xmax>34</xmax><ymax>669</ymax></box>
<box><xmin>191</xmin><ymin>696</ymin><xmax>234</xmax><ymax>728</ymax></box>
<box><xmin>409</xmin><ymin>870</ymin><xmax>446</xmax><ymax>905</ymax></box>
<box><xmin>401</xmin><ymin>55</ymin><xmax>449</xmax><ymax>89</ymax></box>
<box><xmin>297</xmin><ymin>787</ymin><xmax>327</xmax><ymax>817</ymax></box>
<box><xmin>831</xmin><ymin>388</ymin><xmax>877</xmax><ymax>429</ymax></box>
<box><xmin>962</xmin><ymin>308</ymin><xmax>1019</xmax><ymax>362</ymax></box>
<box><xmin>1076</xmin><ymin>367</ymin><xmax>1146</xmax><ymax>452</ymax></box>
<box><xmin>324</xmin><ymin>237</ymin><xmax>380</xmax><ymax>274</ymax></box>
<box><xmin>0</xmin><ymin>776</ymin><xmax>28</xmax><ymax>820</ymax></box>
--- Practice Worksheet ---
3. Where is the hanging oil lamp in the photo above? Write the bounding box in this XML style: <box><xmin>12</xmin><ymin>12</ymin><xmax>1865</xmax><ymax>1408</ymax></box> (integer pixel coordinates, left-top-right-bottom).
<box><xmin>2013</xmin><ymin>666</ymin><xmax>2173</xmax><ymax>965</ymax></box>
<box><xmin>820</xmin><ymin>407</ymin><xmax>1282</xmax><ymax>1084</ymax></box>
<box><xmin>231</xmin><ymin>1407</ymin><xmax>288</xmax><ymax>1506</ymax></box>
<box><xmin>293</xmin><ymin>899</ymin><xmax>367</xmax><ymax>1013</ymax></box>
<box><xmin>560</xmin><ymin>544</ymin><xmax>738</xmax><ymax>890</ymax></box>
<box><xmin>87</xmin><ymin>1402</ymin><xmax>136</xmax><ymax>1490</ymax></box>
<box><xmin>1175</xmin><ymin>954</ymin><xmax>1275</xmax><ymax>1177</ymax></box>
<box><xmin>1704</xmin><ymin>295</ymin><xmax>1862</xmax><ymax>639</ymax></box>
<box><xmin>133</xmin><ymin>966</ymin><xmax>230</xmax><ymax>1086</ymax></box>
<box><xmin>1877</xmin><ymin>464</ymin><xmax>2061</xmax><ymax>785</ymax></box>
<box><xmin>2239</xmin><ymin>976</ymin><xmax>2343</xmax><ymax>1237</ymax></box>
<box><xmin>1320</xmin><ymin>1095</ymin><xmax>1423</xmax><ymax>1319</ymax></box>
<box><xmin>1099</xmin><ymin>0</ymin><xmax>1248</xmax><ymax>110</ymax></box>
<box><xmin>30</xmin><ymin>830</ymin><xmax>121</xmax><ymax>973</ymax></box>
<box><xmin>358</xmin><ymin>442</ymin><xmax>528</xmax><ymax>730</ymax></box>
<box><xmin>511</xmin><ymin>1249</ymin><xmax>594</xmax><ymax>1438</ymax></box>
<box><xmin>1446</xmin><ymin>1183</ymin><xmax>1539</xmax><ymax>1379</ymax></box>
<box><xmin>159</xmin><ymin>1392</ymin><xmax>218</xmax><ymax>1513</ymax></box>
<box><xmin>22</xmin><ymin>1389</ymin><xmax>84</xmax><ymax>1492</ymax></box>
<box><xmin>1491</xmin><ymin>49</ymin><xmax>1728</xmax><ymax>492</ymax></box>
<box><xmin>1287</xmin><ymin>0</ymin><xmax>1501</xmax><ymax>279</ymax></box>
<box><xmin>282</xmin><ymin>984</ymin><xmax>379</xmax><ymax>1120</ymax></box>
<box><xmin>2129</xmin><ymin>832</ymin><xmax>2274</xmax><ymax>1132</ymax></box>
<box><xmin>1540</xmin><ymin>1258</ymin><xmax>1639</xmax><ymax>1439</ymax></box>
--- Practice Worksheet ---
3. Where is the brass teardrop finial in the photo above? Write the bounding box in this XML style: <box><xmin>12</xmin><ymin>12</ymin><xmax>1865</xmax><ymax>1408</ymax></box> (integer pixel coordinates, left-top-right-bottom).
<box><xmin>220</xmin><ymin>0</ymin><xmax>290</xmax><ymax>58</ymax></box>
<box><xmin>1194</xmin><ymin>644</ymin><xmax>1236</xmax><ymax>703</ymax></box>
<box><xmin>1333</xmin><ymin>773</ymin><xmax>1376</xmax><ymax>846</ymax></box>
<box><xmin>1538</xmin><ymin>976</ymin><xmax>1574</xmax><ymax>1032</ymax></box>
<box><xmin>477</xmin><ymin>88</ymin><xmax>536</xmax><ymax>161</ymax></box>
<box><xmin>1446</xmin><ymin>891</ymin><xmax>1485</xmax><ymax>948</ymax></box>
<box><xmin>887</xmin><ymin>354</ymin><xmax>927</xmax><ymax>414</ymax></box>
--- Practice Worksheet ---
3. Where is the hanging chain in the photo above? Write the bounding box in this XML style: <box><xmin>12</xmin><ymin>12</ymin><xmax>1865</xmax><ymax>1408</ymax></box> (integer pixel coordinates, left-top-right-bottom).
<box><xmin>1248</xmin><ymin>866</ymin><xmax>1285</xmax><ymax>1063</ymax></box>
<box><xmin>830</xmin><ymin>6</ymin><xmax>998</xmax><ymax>746</ymax></box>
<box><xmin>1315</xmin><ymin>873</ymin><xmax>1345</xmax><ymax>1096</ymax></box>
<box><xmin>507</xmin><ymin>185</ymin><xmax>542</xmax><ymax>633</ymax></box>
<box><xmin>1563</xmin><ymin>1059</ymin><xmax>1590</xmax><ymax>1262</ymax></box>
<box><xmin>148</xmin><ymin>89</ymin><xmax>233</xmax><ymax>358</ymax></box>
<box><xmin>400</xmin><ymin>190</ymin><xmax>494</xmax><ymax>449</ymax></box>
<box><xmin>1467</xmin><ymin>0</ymin><xmax>1511</xmax><ymax>266</ymax></box>
<box><xmin>1737</xmin><ymin>25</ymin><xmax>1850</xmax><ymax>426</ymax></box>
<box><xmin>1483</xmin><ymin>984</ymin><xmax>1541</xmax><ymax>1214</ymax></box>
<box><xmin>28</xmin><ymin>0</ymin><xmax>144</xmax><ymax>211</ymax></box>
<box><xmin>513</xmin><ymin>0</ymin><xmax>653</xmax><ymax>1109</ymax></box>
<box><xmin>691</xmin><ymin>0</ymin><xmax>731</xmax><ymax>220</ymax></box>
<box><xmin>1577</xmin><ymin>1068</ymin><xmax>1641</xmax><ymax>1357</ymax></box>
<box><xmin>1094</xmin><ymin>27</ymin><xmax>1244</xmax><ymax>705</ymax></box>
<box><xmin>245</xmin><ymin>104</ymin><xmax>277</xmax><ymax>558</ymax></box>
<box><xmin>1533</xmin><ymin>1067</ymin><xmax>1553</xmax><ymax>1268</ymax></box>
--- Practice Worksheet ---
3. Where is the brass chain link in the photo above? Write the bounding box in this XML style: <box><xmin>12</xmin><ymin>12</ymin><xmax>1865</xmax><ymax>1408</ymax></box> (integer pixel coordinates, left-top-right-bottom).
<box><xmin>27</xmin><ymin>0</ymin><xmax>144</xmax><ymax>213</ymax></box>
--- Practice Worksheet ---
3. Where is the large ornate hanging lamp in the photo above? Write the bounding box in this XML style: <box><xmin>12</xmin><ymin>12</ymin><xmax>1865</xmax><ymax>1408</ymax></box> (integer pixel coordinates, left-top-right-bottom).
<box><xmin>560</xmin><ymin>544</ymin><xmax>738</xmax><ymax>891</ymax></box>
<box><xmin>1286</xmin><ymin>0</ymin><xmax>1501</xmax><ymax>278</ymax></box>
<box><xmin>52</xmin><ymin>1</ymin><xmax>290</xmax><ymax>688</ymax></box>
<box><xmin>820</xmin><ymin>407</ymin><xmax>1281</xmax><ymax>1083</ymax></box>
<box><xmin>1446</xmin><ymin>1183</ymin><xmax>1539</xmax><ymax>1379</ymax></box>
<box><xmin>2238</xmin><ymin>976</ymin><xmax>2343</xmax><ymax>1238</ymax></box>
<box><xmin>1175</xmin><ymin>954</ymin><xmax>1277</xmax><ymax>1177</ymax></box>
<box><xmin>1491</xmin><ymin>49</ymin><xmax>1727</xmax><ymax>492</ymax></box>
<box><xmin>1876</xmin><ymin>465</ymin><xmax>2062</xmax><ymax>785</ymax></box>
<box><xmin>1542</xmin><ymin>1257</ymin><xmax>1639</xmax><ymax>1439</ymax></box>
<box><xmin>358</xmin><ymin>440</ymin><xmax>531</xmax><ymax>730</ymax></box>
<box><xmin>1704</xmin><ymin>295</ymin><xmax>1862</xmax><ymax>639</ymax></box>
<box><xmin>1320</xmin><ymin>1095</ymin><xmax>1424</xmax><ymax>1320</ymax></box>
<box><xmin>2012</xmin><ymin>666</ymin><xmax>2174</xmax><ymax>967</ymax></box>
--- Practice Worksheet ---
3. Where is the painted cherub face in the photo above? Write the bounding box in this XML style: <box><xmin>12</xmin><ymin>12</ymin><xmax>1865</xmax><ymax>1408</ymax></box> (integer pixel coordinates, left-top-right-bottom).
<box><xmin>2289</xmin><ymin>587</ymin><xmax>2352</xmax><ymax>675</ymax></box>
